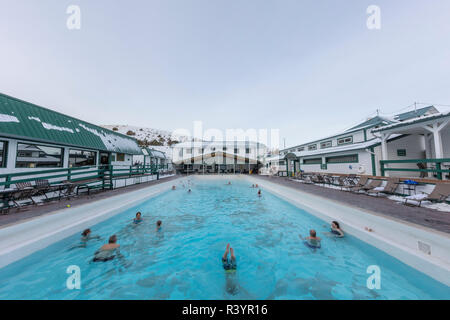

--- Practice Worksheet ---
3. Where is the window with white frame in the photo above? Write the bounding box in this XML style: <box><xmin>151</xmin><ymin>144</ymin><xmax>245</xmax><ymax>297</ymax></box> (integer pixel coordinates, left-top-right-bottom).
<box><xmin>337</xmin><ymin>136</ymin><xmax>353</xmax><ymax>145</ymax></box>
<box><xmin>16</xmin><ymin>143</ymin><xmax>63</xmax><ymax>168</ymax></box>
<box><xmin>320</xmin><ymin>141</ymin><xmax>332</xmax><ymax>149</ymax></box>
<box><xmin>68</xmin><ymin>149</ymin><xmax>97</xmax><ymax>167</ymax></box>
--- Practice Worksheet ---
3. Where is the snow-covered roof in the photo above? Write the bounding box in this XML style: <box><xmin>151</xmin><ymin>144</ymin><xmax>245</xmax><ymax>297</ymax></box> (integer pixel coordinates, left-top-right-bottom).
<box><xmin>0</xmin><ymin>93</ymin><xmax>143</xmax><ymax>155</ymax></box>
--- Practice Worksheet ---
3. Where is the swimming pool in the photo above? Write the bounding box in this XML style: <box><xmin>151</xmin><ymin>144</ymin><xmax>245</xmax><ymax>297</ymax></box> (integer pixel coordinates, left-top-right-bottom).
<box><xmin>0</xmin><ymin>178</ymin><xmax>448</xmax><ymax>299</ymax></box>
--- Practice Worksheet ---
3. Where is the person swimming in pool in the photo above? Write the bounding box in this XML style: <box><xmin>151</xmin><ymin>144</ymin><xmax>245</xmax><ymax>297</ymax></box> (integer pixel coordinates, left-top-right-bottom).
<box><xmin>299</xmin><ymin>229</ymin><xmax>321</xmax><ymax>250</ymax></box>
<box><xmin>93</xmin><ymin>235</ymin><xmax>120</xmax><ymax>262</ymax></box>
<box><xmin>222</xmin><ymin>243</ymin><xmax>237</xmax><ymax>271</ymax></box>
<box><xmin>188</xmin><ymin>189</ymin><xmax>192</xmax><ymax>193</ymax></box>
<box><xmin>330</xmin><ymin>221</ymin><xmax>344</xmax><ymax>238</ymax></box>
<box><xmin>257</xmin><ymin>189</ymin><xmax>262</xmax><ymax>197</ymax></box>
<box><xmin>81</xmin><ymin>228</ymin><xmax>100</xmax><ymax>242</ymax></box>
<box><xmin>133</xmin><ymin>212</ymin><xmax>143</xmax><ymax>224</ymax></box>
<box><xmin>222</xmin><ymin>243</ymin><xmax>239</xmax><ymax>295</ymax></box>
<box><xmin>156</xmin><ymin>220</ymin><xmax>162</xmax><ymax>231</ymax></box>
<box><xmin>69</xmin><ymin>229</ymin><xmax>101</xmax><ymax>250</ymax></box>
<box><xmin>172</xmin><ymin>185</ymin><xmax>176</xmax><ymax>190</ymax></box>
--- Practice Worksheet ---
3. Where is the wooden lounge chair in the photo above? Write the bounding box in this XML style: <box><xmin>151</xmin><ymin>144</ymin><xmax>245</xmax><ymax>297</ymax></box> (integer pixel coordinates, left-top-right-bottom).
<box><xmin>359</xmin><ymin>179</ymin><xmax>383</xmax><ymax>193</ymax></box>
<box><xmin>350</xmin><ymin>178</ymin><xmax>381</xmax><ymax>193</ymax></box>
<box><xmin>342</xmin><ymin>176</ymin><xmax>369</xmax><ymax>192</ymax></box>
<box><xmin>312</xmin><ymin>174</ymin><xmax>325</xmax><ymax>185</ymax></box>
<box><xmin>322</xmin><ymin>175</ymin><xmax>334</xmax><ymax>185</ymax></box>
<box><xmin>404</xmin><ymin>183</ymin><xmax>450</xmax><ymax>207</ymax></box>
<box><xmin>59</xmin><ymin>182</ymin><xmax>78</xmax><ymax>200</ymax></box>
<box><xmin>332</xmin><ymin>176</ymin><xmax>348</xmax><ymax>190</ymax></box>
<box><xmin>15</xmin><ymin>181</ymin><xmax>38</xmax><ymax>205</ymax></box>
<box><xmin>34</xmin><ymin>179</ymin><xmax>60</xmax><ymax>201</ymax></box>
<box><xmin>345</xmin><ymin>174</ymin><xmax>358</xmax><ymax>186</ymax></box>
<box><xmin>367</xmin><ymin>177</ymin><xmax>400</xmax><ymax>196</ymax></box>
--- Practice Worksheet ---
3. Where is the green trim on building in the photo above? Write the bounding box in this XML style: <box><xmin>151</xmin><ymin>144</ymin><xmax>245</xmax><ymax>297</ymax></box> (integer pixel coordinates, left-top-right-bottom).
<box><xmin>325</xmin><ymin>154</ymin><xmax>359</xmax><ymax>164</ymax></box>
<box><xmin>370</xmin><ymin>147</ymin><xmax>376</xmax><ymax>176</ymax></box>
<box><xmin>0</xmin><ymin>93</ymin><xmax>142</xmax><ymax>155</ymax></box>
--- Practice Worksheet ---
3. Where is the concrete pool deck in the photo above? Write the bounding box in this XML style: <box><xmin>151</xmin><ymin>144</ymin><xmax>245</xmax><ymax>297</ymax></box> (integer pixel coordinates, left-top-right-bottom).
<box><xmin>253</xmin><ymin>175</ymin><xmax>450</xmax><ymax>234</ymax></box>
<box><xmin>0</xmin><ymin>174</ymin><xmax>179</xmax><ymax>228</ymax></box>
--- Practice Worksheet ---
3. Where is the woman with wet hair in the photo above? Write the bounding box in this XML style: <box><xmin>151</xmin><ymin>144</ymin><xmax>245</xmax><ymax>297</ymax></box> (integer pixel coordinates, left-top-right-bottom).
<box><xmin>330</xmin><ymin>221</ymin><xmax>344</xmax><ymax>238</ymax></box>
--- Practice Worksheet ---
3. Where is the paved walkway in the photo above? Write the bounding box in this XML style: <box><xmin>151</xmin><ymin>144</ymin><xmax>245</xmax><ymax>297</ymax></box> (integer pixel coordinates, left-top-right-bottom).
<box><xmin>254</xmin><ymin>176</ymin><xmax>450</xmax><ymax>234</ymax></box>
<box><xmin>0</xmin><ymin>175</ymin><xmax>180</xmax><ymax>228</ymax></box>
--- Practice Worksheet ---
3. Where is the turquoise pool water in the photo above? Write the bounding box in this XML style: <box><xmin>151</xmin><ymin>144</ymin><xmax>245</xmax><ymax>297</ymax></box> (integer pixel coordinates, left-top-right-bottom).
<box><xmin>0</xmin><ymin>178</ymin><xmax>448</xmax><ymax>299</ymax></box>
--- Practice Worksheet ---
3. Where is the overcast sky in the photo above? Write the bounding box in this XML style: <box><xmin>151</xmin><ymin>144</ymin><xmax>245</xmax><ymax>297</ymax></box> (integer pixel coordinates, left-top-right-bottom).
<box><xmin>1</xmin><ymin>0</ymin><xmax>450</xmax><ymax>148</ymax></box>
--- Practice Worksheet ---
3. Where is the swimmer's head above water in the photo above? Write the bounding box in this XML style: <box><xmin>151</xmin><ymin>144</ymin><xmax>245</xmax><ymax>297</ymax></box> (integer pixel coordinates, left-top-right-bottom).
<box><xmin>109</xmin><ymin>235</ymin><xmax>117</xmax><ymax>244</ymax></box>
<box><xmin>156</xmin><ymin>220</ymin><xmax>162</xmax><ymax>230</ymax></box>
<box><xmin>82</xmin><ymin>228</ymin><xmax>91</xmax><ymax>237</ymax></box>
<box><xmin>134</xmin><ymin>212</ymin><xmax>142</xmax><ymax>222</ymax></box>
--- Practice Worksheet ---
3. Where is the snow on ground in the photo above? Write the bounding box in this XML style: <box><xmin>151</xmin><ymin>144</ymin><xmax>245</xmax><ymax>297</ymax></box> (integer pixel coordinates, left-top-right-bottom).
<box><xmin>101</xmin><ymin>124</ymin><xmax>190</xmax><ymax>146</ymax></box>
<box><xmin>289</xmin><ymin>179</ymin><xmax>450</xmax><ymax>213</ymax></box>
<box><xmin>388</xmin><ymin>195</ymin><xmax>450</xmax><ymax>212</ymax></box>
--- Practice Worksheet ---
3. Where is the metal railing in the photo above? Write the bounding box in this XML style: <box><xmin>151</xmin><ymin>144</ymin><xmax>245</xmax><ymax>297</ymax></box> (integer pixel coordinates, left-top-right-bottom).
<box><xmin>0</xmin><ymin>164</ymin><xmax>170</xmax><ymax>188</ymax></box>
<box><xmin>380</xmin><ymin>158</ymin><xmax>450</xmax><ymax>180</ymax></box>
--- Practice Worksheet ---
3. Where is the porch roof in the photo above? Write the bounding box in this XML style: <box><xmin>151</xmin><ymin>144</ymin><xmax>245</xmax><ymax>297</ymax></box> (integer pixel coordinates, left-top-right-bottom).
<box><xmin>372</xmin><ymin>112</ymin><xmax>450</xmax><ymax>134</ymax></box>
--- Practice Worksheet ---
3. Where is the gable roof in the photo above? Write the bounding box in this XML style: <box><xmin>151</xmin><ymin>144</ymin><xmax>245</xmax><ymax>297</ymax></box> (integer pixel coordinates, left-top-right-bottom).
<box><xmin>345</xmin><ymin>116</ymin><xmax>394</xmax><ymax>131</ymax></box>
<box><xmin>0</xmin><ymin>93</ymin><xmax>142</xmax><ymax>155</ymax></box>
<box><xmin>394</xmin><ymin>106</ymin><xmax>437</xmax><ymax>121</ymax></box>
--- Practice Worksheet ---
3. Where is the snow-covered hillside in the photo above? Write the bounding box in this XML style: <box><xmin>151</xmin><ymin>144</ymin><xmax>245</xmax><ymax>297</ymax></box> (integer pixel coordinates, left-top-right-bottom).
<box><xmin>101</xmin><ymin>125</ymin><xmax>189</xmax><ymax>146</ymax></box>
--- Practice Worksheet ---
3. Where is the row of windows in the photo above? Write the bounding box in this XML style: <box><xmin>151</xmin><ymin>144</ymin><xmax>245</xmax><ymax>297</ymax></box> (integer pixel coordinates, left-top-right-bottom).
<box><xmin>0</xmin><ymin>141</ymin><xmax>127</xmax><ymax>169</ymax></box>
<box><xmin>285</xmin><ymin>136</ymin><xmax>354</xmax><ymax>154</ymax></box>
<box><xmin>302</xmin><ymin>154</ymin><xmax>359</xmax><ymax>165</ymax></box>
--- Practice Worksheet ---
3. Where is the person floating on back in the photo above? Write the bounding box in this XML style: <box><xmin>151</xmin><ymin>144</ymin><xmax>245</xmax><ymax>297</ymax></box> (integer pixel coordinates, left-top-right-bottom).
<box><xmin>300</xmin><ymin>229</ymin><xmax>321</xmax><ymax>250</ymax></box>
<box><xmin>156</xmin><ymin>220</ymin><xmax>162</xmax><ymax>231</ymax></box>
<box><xmin>133</xmin><ymin>212</ymin><xmax>143</xmax><ymax>224</ymax></box>
<box><xmin>330</xmin><ymin>221</ymin><xmax>344</xmax><ymax>238</ymax></box>
<box><xmin>93</xmin><ymin>235</ymin><xmax>120</xmax><ymax>262</ymax></box>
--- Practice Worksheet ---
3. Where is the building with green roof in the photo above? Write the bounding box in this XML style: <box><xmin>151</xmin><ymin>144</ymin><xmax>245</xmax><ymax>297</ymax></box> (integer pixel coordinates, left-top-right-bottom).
<box><xmin>0</xmin><ymin>93</ymin><xmax>142</xmax><ymax>174</ymax></box>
